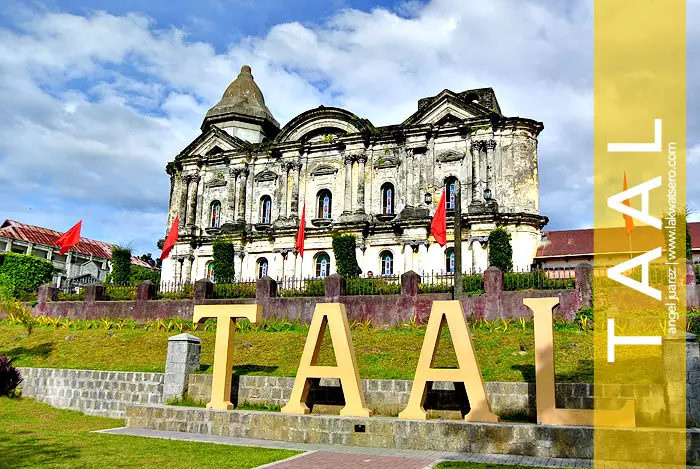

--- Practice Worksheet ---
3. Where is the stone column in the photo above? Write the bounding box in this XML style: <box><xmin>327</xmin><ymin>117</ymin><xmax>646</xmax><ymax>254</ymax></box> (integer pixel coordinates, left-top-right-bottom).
<box><xmin>471</xmin><ymin>141</ymin><xmax>482</xmax><ymax>201</ymax></box>
<box><xmin>236</xmin><ymin>168</ymin><xmax>248</xmax><ymax>222</ymax></box>
<box><xmin>485</xmin><ymin>140</ymin><xmax>496</xmax><ymax>196</ymax></box>
<box><xmin>663</xmin><ymin>333</ymin><xmax>699</xmax><ymax>427</ymax></box>
<box><xmin>343</xmin><ymin>154</ymin><xmax>353</xmax><ymax>214</ymax></box>
<box><xmin>290</xmin><ymin>161</ymin><xmax>302</xmax><ymax>217</ymax></box>
<box><xmin>182</xmin><ymin>254</ymin><xmax>194</xmax><ymax>284</ymax></box>
<box><xmin>173</xmin><ymin>256</ymin><xmax>181</xmax><ymax>283</ymax></box>
<box><xmin>235</xmin><ymin>252</ymin><xmax>245</xmax><ymax>281</ymax></box>
<box><xmin>227</xmin><ymin>168</ymin><xmax>238</xmax><ymax>223</ymax></box>
<box><xmin>167</xmin><ymin>173</ymin><xmax>176</xmax><ymax>226</ymax></box>
<box><xmin>66</xmin><ymin>252</ymin><xmax>73</xmax><ymax>278</ymax></box>
<box><xmin>405</xmin><ymin>150</ymin><xmax>414</xmax><ymax>207</ymax></box>
<box><xmin>178</xmin><ymin>175</ymin><xmax>189</xmax><ymax>233</ymax></box>
<box><xmin>279</xmin><ymin>163</ymin><xmax>289</xmax><ymax>219</ymax></box>
<box><xmin>403</xmin><ymin>244</ymin><xmax>413</xmax><ymax>272</ymax></box>
<box><xmin>193</xmin><ymin>279</ymin><xmax>213</xmax><ymax>303</ymax></box>
<box><xmin>417</xmin><ymin>242</ymin><xmax>428</xmax><ymax>275</ymax></box>
<box><xmin>356</xmin><ymin>155</ymin><xmax>367</xmax><ymax>214</ymax></box>
<box><xmin>163</xmin><ymin>333</ymin><xmax>201</xmax><ymax>402</ymax></box>
<box><xmin>186</xmin><ymin>174</ymin><xmax>200</xmax><ymax>227</ymax></box>
<box><xmin>400</xmin><ymin>271</ymin><xmax>420</xmax><ymax>297</ymax></box>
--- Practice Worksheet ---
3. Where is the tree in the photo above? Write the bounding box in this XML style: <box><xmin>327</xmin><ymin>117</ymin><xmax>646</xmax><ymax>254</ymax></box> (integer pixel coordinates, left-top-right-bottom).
<box><xmin>110</xmin><ymin>247</ymin><xmax>132</xmax><ymax>285</ymax></box>
<box><xmin>488</xmin><ymin>227</ymin><xmax>513</xmax><ymax>272</ymax></box>
<box><xmin>139</xmin><ymin>252</ymin><xmax>161</xmax><ymax>269</ymax></box>
<box><xmin>332</xmin><ymin>234</ymin><xmax>361</xmax><ymax>277</ymax></box>
<box><xmin>0</xmin><ymin>252</ymin><xmax>54</xmax><ymax>298</ymax></box>
<box><xmin>212</xmin><ymin>239</ymin><xmax>236</xmax><ymax>283</ymax></box>
<box><xmin>130</xmin><ymin>265</ymin><xmax>160</xmax><ymax>284</ymax></box>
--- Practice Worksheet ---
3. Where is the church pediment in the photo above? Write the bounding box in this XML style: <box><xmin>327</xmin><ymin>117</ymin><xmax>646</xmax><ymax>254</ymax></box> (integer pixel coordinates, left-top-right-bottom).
<box><xmin>276</xmin><ymin>107</ymin><xmax>374</xmax><ymax>143</ymax></box>
<box><xmin>436</xmin><ymin>149</ymin><xmax>465</xmax><ymax>163</ymax></box>
<box><xmin>254</xmin><ymin>169</ymin><xmax>278</xmax><ymax>182</ymax></box>
<box><xmin>178</xmin><ymin>126</ymin><xmax>245</xmax><ymax>157</ymax></box>
<box><xmin>402</xmin><ymin>90</ymin><xmax>496</xmax><ymax>127</ymax></box>
<box><xmin>310</xmin><ymin>164</ymin><xmax>339</xmax><ymax>177</ymax></box>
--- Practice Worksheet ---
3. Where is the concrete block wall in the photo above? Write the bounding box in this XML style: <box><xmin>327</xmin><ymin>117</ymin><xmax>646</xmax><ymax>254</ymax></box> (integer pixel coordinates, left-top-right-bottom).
<box><xmin>19</xmin><ymin>368</ymin><xmax>164</xmax><ymax>419</ymax></box>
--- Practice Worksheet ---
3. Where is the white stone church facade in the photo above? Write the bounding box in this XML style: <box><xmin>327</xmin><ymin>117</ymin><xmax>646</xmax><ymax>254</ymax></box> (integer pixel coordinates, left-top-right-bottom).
<box><xmin>160</xmin><ymin>65</ymin><xmax>548</xmax><ymax>283</ymax></box>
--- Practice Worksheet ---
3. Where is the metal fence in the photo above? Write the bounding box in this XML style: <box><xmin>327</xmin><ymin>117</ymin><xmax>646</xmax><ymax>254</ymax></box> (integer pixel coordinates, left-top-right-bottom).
<box><xmin>504</xmin><ymin>267</ymin><xmax>575</xmax><ymax>291</ymax></box>
<box><xmin>276</xmin><ymin>277</ymin><xmax>326</xmax><ymax>297</ymax></box>
<box><xmin>213</xmin><ymin>279</ymin><xmax>257</xmax><ymax>299</ymax></box>
<box><xmin>156</xmin><ymin>281</ymin><xmax>194</xmax><ymax>300</ymax></box>
<box><xmin>346</xmin><ymin>275</ymin><xmax>401</xmax><ymax>296</ymax></box>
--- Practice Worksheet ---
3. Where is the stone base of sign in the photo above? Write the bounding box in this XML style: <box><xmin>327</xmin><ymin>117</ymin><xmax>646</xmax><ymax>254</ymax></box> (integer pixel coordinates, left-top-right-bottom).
<box><xmin>124</xmin><ymin>404</ymin><xmax>700</xmax><ymax>464</ymax></box>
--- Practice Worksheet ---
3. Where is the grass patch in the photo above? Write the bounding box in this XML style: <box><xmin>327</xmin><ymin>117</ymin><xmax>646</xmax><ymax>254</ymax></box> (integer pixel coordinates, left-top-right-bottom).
<box><xmin>0</xmin><ymin>397</ymin><xmax>299</xmax><ymax>468</ymax></box>
<box><xmin>0</xmin><ymin>321</ymin><xmax>662</xmax><ymax>384</ymax></box>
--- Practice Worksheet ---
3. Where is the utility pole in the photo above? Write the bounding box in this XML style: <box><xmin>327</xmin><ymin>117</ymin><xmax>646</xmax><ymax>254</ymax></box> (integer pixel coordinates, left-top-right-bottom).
<box><xmin>453</xmin><ymin>181</ymin><xmax>463</xmax><ymax>300</ymax></box>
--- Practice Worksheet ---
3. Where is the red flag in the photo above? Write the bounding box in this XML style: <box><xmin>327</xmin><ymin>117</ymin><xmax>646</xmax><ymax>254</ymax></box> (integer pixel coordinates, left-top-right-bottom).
<box><xmin>160</xmin><ymin>214</ymin><xmax>179</xmax><ymax>261</ymax></box>
<box><xmin>56</xmin><ymin>221</ymin><xmax>82</xmax><ymax>255</ymax></box>
<box><xmin>431</xmin><ymin>189</ymin><xmax>447</xmax><ymax>247</ymax></box>
<box><xmin>622</xmin><ymin>172</ymin><xmax>634</xmax><ymax>237</ymax></box>
<box><xmin>296</xmin><ymin>204</ymin><xmax>306</xmax><ymax>258</ymax></box>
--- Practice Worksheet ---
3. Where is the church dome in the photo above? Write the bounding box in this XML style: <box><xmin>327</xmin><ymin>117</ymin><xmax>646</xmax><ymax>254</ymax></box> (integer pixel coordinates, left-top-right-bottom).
<box><xmin>204</xmin><ymin>65</ymin><xmax>278</xmax><ymax>125</ymax></box>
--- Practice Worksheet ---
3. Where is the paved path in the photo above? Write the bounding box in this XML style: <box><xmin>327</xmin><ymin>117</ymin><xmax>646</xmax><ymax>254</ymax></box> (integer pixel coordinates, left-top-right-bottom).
<box><xmin>98</xmin><ymin>427</ymin><xmax>699</xmax><ymax>469</ymax></box>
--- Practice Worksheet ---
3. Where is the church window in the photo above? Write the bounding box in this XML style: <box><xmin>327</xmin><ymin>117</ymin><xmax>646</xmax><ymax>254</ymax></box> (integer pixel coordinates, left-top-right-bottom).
<box><xmin>317</xmin><ymin>190</ymin><xmax>332</xmax><ymax>219</ymax></box>
<box><xmin>381</xmin><ymin>183</ymin><xmax>394</xmax><ymax>215</ymax></box>
<box><xmin>206</xmin><ymin>262</ymin><xmax>215</xmax><ymax>282</ymax></box>
<box><xmin>315</xmin><ymin>252</ymin><xmax>331</xmax><ymax>278</ymax></box>
<box><xmin>445</xmin><ymin>248</ymin><xmax>455</xmax><ymax>273</ymax></box>
<box><xmin>257</xmin><ymin>258</ymin><xmax>269</xmax><ymax>279</ymax></box>
<box><xmin>260</xmin><ymin>196</ymin><xmax>272</xmax><ymax>224</ymax></box>
<box><xmin>210</xmin><ymin>201</ymin><xmax>221</xmax><ymax>228</ymax></box>
<box><xmin>380</xmin><ymin>251</ymin><xmax>394</xmax><ymax>276</ymax></box>
<box><xmin>445</xmin><ymin>177</ymin><xmax>458</xmax><ymax>210</ymax></box>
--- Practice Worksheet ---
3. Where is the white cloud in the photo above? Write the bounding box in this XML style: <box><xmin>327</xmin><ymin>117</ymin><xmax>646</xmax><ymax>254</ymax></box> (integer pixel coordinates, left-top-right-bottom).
<box><xmin>0</xmin><ymin>0</ymin><xmax>696</xmax><ymax>255</ymax></box>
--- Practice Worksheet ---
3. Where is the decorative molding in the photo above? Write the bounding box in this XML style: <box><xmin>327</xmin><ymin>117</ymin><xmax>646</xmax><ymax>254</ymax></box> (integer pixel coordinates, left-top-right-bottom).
<box><xmin>485</xmin><ymin>140</ymin><xmax>497</xmax><ymax>151</ymax></box>
<box><xmin>470</xmin><ymin>141</ymin><xmax>485</xmax><ymax>154</ymax></box>
<box><xmin>205</xmin><ymin>177</ymin><xmax>227</xmax><ymax>188</ymax></box>
<box><xmin>310</xmin><ymin>164</ymin><xmax>339</xmax><ymax>177</ymax></box>
<box><xmin>373</xmin><ymin>156</ymin><xmax>400</xmax><ymax>169</ymax></box>
<box><xmin>356</xmin><ymin>155</ymin><xmax>368</xmax><ymax>165</ymax></box>
<box><xmin>436</xmin><ymin>150</ymin><xmax>465</xmax><ymax>163</ymax></box>
<box><xmin>254</xmin><ymin>169</ymin><xmax>278</xmax><ymax>182</ymax></box>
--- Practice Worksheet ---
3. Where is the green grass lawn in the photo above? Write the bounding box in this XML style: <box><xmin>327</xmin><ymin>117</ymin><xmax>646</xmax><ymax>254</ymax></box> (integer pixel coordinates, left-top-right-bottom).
<box><xmin>0</xmin><ymin>320</ymin><xmax>662</xmax><ymax>383</ymax></box>
<box><xmin>0</xmin><ymin>397</ymin><xmax>299</xmax><ymax>468</ymax></box>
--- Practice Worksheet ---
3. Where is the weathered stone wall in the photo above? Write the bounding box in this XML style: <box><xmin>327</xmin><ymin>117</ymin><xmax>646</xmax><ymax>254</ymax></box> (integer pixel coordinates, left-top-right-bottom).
<box><xmin>186</xmin><ymin>375</ymin><xmax>664</xmax><ymax>425</ymax></box>
<box><xmin>19</xmin><ymin>368</ymin><xmax>164</xmax><ymax>419</ymax></box>
<box><xmin>124</xmin><ymin>404</ymin><xmax>700</xmax><ymax>464</ymax></box>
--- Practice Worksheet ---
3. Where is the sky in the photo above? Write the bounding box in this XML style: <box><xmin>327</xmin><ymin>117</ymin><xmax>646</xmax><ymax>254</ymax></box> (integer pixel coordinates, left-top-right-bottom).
<box><xmin>0</xmin><ymin>0</ymin><xmax>698</xmax><ymax>256</ymax></box>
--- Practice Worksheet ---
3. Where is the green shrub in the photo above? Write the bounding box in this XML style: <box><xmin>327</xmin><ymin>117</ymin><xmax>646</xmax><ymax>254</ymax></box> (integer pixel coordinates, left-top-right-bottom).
<box><xmin>504</xmin><ymin>271</ymin><xmax>574</xmax><ymax>291</ymax></box>
<box><xmin>332</xmin><ymin>234</ymin><xmax>360</xmax><ymax>278</ymax></box>
<box><xmin>213</xmin><ymin>283</ymin><xmax>256</xmax><ymax>299</ymax></box>
<box><xmin>278</xmin><ymin>280</ymin><xmax>325</xmax><ymax>297</ymax></box>
<box><xmin>0</xmin><ymin>252</ymin><xmax>54</xmax><ymax>298</ymax></box>
<box><xmin>346</xmin><ymin>278</ymin><xmax>400</xmax><ymax>296</ymax></box>
<box><xmin>462</xmin><ymin>274</ymin><xmax>485</xmax><ymax>294</ymax></box>
<box><xmin>488</xmin><ymin>227</ymin><xmax>513</xmax><ymax>272</ymax></box>
<box><xmin>129</xmin><ymin>265</ymin><xmax>160</xmax><ymax>285</ymax></box>
<box><xmin>104</xmin><ymin>285</ymin><xmax>137</xmax><ymax>301</ymax></box>
<box><xmin>212</xmin><ymin>239</ymin><xmax>236</xmax><ymax>283</ymax></box>
<box><xmin>110</xmin><ymin>247</ymin><xmax>132</xmax><ymax>285</ymax></box>
<box><xmin>56</xmin><ymin>290</ymin><xmax>85</xmax><ymax>302</ymax></box>
<box><xmin>157</xmin><ymin>284</ymin><xmax>194</xmax><ymax>300</ymax></box>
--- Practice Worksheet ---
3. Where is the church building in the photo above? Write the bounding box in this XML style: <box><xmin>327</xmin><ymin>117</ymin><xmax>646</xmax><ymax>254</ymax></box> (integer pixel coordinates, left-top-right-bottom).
<box><xmin>160</xmin><ymin>65</ymin><xmax>548</xmax><ymax>283</ymax></box>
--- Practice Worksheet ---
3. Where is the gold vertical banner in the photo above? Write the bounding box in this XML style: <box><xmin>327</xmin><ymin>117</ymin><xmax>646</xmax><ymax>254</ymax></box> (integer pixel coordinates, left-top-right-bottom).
<box><xmin>594</xmin><ymin>0</ymin><xmax>686</xmax><ymax>466</ymax></box>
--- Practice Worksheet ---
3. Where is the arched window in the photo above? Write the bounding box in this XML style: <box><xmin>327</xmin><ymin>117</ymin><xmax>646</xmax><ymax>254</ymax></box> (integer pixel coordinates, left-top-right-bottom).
<box><xmin>206</xmin><ymin>262</ymin><xmax>215</xmax><ymax>282</ymax></box>
<box><xmin>380</xmin><ymin>251</ymin><xmax>394</xmax><ymax>276</ymax></box>
<box><xmin>314</xmin><ymin>252</ymin><xmax>331</xmax><ymax>278</ymax></box>
<box><xmin>210</xmin><ymin>201</ymin><xmax>222</xmax><ymax>228</ymax></box>
<box><xmin>257</xmin><ymin>258</ymin><xmax>269</xmax><ymax>279</ymax></box>
<box><xmin>260</xmin><ymin>195</ymin><xmax>272</xmax><ymax>224</ymax></box>
<box><xmin>317</xmin><ymin>190</ymin><xmax>332</xmax><ymax>219</ymax></box>
<box><xmin>381</xmin><ymin>183</ymin><xmax>394</xmax><ymax>215</ymax></box>
<box><xmin>445</xmin><ymin>177</ymin><xmax>458</xmax><ymax>210</ymax></box>
<box><xmin>445</xmin><ymin>248</ymin><xmax>455</xmax><ymax>274</ymax></box>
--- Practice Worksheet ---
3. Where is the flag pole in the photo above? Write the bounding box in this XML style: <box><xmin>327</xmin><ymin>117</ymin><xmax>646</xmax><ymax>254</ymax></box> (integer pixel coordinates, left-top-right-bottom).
<box><xmin>453</xmin><ymin>181</ymin><xmax>463</xmax><ymax>300</ymax></box>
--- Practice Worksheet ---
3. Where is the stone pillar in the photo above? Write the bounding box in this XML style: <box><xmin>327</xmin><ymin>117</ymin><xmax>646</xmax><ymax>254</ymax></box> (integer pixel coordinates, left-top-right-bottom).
<box><xmin>279</xmin><ymin>163</ymin><xmax>289</xmax><ymax>219</ymax></box>
<box><xmin>290</xmin><ymin>161</ymin><xmax>301</xmax><ymax>217</ymax></box>
<box><xmin>403</xmin><ymin>245</ymin><xmax>413</xmax><ymax>272</ymax></box>
<box><xmin>84</xmin><ymin>284</ymin><xmax>106</xmax><ymax>302</ymax></box>
<box><xmin>235</xmin><ymin>252</ymin><xmax>245</xmax><ymax>281</ymax></box>
<box><xmin>343</xmin><ymin>154</ymin><xmax>353</xmax><ymax>214</ymax></box>
<box><xmin>136</xmin><ymin>281</ymin><xmax>156</xmax><ymax>301</ymax></box>
<box><xmin>236</xmin><ymin>168</ymin><xmax>248</xmax><ymax>222</ymax></box>
<box><xmin>417</xmin><ymin>242</ymin><xmax>428</xmax><ymax>275</ymax></box>
<box><xmin>485</xmin><ymin>140</ymin><xmax>496</xmax><ymax>196</ymax></box>
<box><xmin>405</xmin><ymin>150</ymin><xmax>414</xmax><ymax>207</ymax></box>
<box><xmin>325</xmin><ymin>273</ymin><xmax>346</xmax><ymax>298</ymax></box>
<box><xmin>227</xmin><ymin>168</ymin><xmax>238</xmax><ymax>223</ymax></box>
<box><xmin>66</xmin><ymin>252</ymin><xmax>73</xmax><ymax>278</ymax></box>
<box><xmin>356</xmin><ymin>155</ymin><xmax>367</xmax><ymax>214</ymax></box>
<box><xmin>167</xmin><ymin>173</ymin><xmax>176</xmax><ymax>226</ymax></box>
<box><xmin>163</xmin><ymin>333</ymin><xmax>201</xmax><ymax>402</ymax></box>
<box><xmin>400</xmin><ymin>271</ymin><xmax>420</xmax><ymax>297</ymax></box>
<box><xmin>172</xmin><ymin>256</ymin><xmax>181</xmax><ymax>283</ymax></box>
<box><xmin>483</xmin><ymin>266</ymin><xmax>504</xmax><ymax>320</ymax></box>
<box><xmin>194</xmin><ymin>279</ymin><xmax>214</xmax><ymax>303</ymax></box>
<box><xmin>186</xmin><ymin>174</ymin><xmax>200</xmax><ymax>227</ymax></box>
<box><xmin>663</xmin><ymin>333</ymin><xmax>699</xmax><ymax>427</ymax></box>
<box><xmin>471</xmin><ymin>141</ymin><xmax>482</xmax><ymax>201</ymax></box>
<box><xmin>38</xmin><ymin>284</ymin><xmax>59</xmax><ymax>304</ymax></box>
<box><xmin>574</xmin><ymin>263</ymin><xmax>593</xmax><ymax>308</ymax></box>
<box><xmin>178</xmin><ymin>175</ymin><xmax>189</xmax><ymax>233</ymax></box>
<box><xmin>687</xmin><ymin>261</ymin><xmax>699</xmax><ymax>309</ymax></box>
<box><xmin>182</xmin><ymin>255</ymin><xmax>194</xmax><ymax>284</ymax></box>
<box><xmin>256</xmin><ymin>276</ymin><xmax>277</xmax><ymax>300</ymax></box>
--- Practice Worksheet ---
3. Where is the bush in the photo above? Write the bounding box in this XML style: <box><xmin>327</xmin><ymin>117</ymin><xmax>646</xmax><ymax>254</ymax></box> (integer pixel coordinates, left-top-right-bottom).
<box><xmin>0</xmin><ymin>355</ymin><xmax>22</xmax><ymax>397</ymax></box>
<box><xmin>462</xmin><ymin>274</ymin><xmax>485</xmax><ymax>294</ymax></box>
<box><xmin>488</xmin><ymin>227</ymin><xmax>513</xmax><ymax>272</ymax></box>
<box><xmin>346</xmin><ymin>278</ymin><xmax>400</xmax><ymax>296</ymax></box>
<box><xmin>332</xmin><ymin>234</ymin><xmax>360</xmax><ymax>278</ymax></box>
<box><xmin>0</xmin><ymin>252</ymin><xmax>54</xmax><ymax>298</ymax></box>
<box><xmin>129</xmin><ymin>265</ymin><xmax>160</xmax><ymax>285</ymax></box>
<box><xmin>212</xmin><ymin>239</ymin><xmax>236</xmax><ymax>283</ymax></box>
<box><xmin>278</xmin><ymin>280</ymin><xmax>325</xmax><ymax>297</ymax></box>
<box><xmin>213</xmin><ymin>283</ymin><xmax>256</xmax><ymax>299</ymax></box>
<box><xmin>110</xmin><ymin>247</ymin><xmax>132</xmax><ymax>285</ymax></box>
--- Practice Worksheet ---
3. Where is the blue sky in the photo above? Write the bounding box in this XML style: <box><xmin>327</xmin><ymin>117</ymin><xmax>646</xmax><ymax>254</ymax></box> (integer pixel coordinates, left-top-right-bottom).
<box><xmin>0</xmin><ymin>0</ymin><xmax>697</xmax><ymax>256</ymax></box>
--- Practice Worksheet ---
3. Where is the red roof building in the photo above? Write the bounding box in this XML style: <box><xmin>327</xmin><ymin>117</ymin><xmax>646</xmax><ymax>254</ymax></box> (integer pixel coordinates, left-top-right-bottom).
<box><xmin>0</xmin><ymin>219</ymin><xmax>153</xmax><ymax>286</ymax></box>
